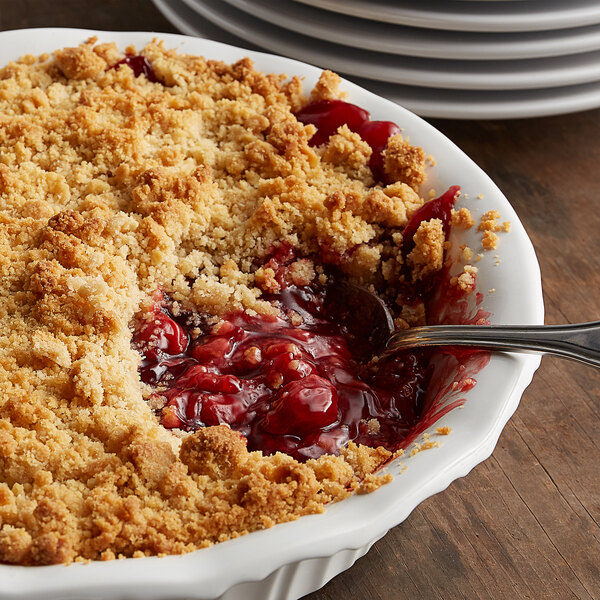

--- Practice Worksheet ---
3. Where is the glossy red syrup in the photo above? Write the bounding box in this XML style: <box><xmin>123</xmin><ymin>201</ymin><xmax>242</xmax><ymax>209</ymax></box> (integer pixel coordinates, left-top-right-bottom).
<box><xmin>112</xmin><ymin>55</ymin><xmax>159</xmax><ymax>83</ymax></box>
<box><xmin>135</xmin><ymin>283</ymin><xmax>429</xmax><ymax>461</ymax></box>
<box><xmin>294</xmin><ymin>99</ymin><xmax>401</xmax><ymax>182</ymax></box>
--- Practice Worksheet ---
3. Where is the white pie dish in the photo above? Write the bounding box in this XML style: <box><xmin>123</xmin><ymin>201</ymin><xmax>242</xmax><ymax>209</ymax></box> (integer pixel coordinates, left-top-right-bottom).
<box><xmin>0</xmin><ymin>27</ymin><xmax>544</xmax><ymax>600</ymax></box>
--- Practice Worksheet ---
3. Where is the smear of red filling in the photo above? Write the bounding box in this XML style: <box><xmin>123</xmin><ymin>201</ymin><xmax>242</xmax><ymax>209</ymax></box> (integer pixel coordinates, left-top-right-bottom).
<box><xmin>294</xmin><ymin>99</ymin><xmax>401</xmax><ymax>183</ymax></box>
<box><xmin>112</xmin><ymin>54</ymin><xmax>159</xmax><ymax>83</ymax></box>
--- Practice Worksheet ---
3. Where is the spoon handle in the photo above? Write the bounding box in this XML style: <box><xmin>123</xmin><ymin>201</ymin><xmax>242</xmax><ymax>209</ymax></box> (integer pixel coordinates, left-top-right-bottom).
<box><xmin>386</xmin><ymin>321</ymin><xmax>600</xmax><ymax>368</ymax></box>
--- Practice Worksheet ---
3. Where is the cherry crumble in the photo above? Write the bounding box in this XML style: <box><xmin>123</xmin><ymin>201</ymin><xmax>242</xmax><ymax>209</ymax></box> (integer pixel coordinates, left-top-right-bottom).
<box><xmin>0</xmin><ymin>39</ymin><xmax>486</xmax><ymax>565</ymax></box>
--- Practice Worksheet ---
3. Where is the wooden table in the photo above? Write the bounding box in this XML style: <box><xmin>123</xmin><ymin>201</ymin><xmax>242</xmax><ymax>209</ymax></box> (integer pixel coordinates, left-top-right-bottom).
<box><xmin>2</xmin><ymin>2</ymin><xmax>599</xmax><ymax>598</ymax></box>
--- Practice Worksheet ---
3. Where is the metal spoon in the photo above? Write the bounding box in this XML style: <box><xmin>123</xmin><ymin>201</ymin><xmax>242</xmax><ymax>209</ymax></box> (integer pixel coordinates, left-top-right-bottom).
<box><xmin>325</xmin><ymin>282</ymin><xmax>600</xmax><ymax>368</ymax></box>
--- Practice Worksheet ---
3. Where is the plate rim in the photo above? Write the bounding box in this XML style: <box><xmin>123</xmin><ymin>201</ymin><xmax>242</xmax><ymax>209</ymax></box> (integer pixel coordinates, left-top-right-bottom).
<box><xmin>292</xmin><ymin>0</ymin><xmax>600</xmax><ymax>33</ymax></box>
<box><xmin>222</xmin><ymin>0</ymin><xmax>600</xmax><ymax>60</ymax></box>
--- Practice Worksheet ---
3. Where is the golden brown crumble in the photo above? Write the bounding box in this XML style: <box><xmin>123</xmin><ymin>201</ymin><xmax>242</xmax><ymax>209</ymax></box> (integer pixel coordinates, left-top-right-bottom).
<box><xmin>451</xmin><ymin>265</ymin><xmax>479</xmax><ymax>293</ymax></box>
<box><xmin>0</xmin><ymin>39</ymin><xmax>454</xmax><ymax>565</ymax></box>
<box><xmin>383</xmin><ymin>135</ymin><xmax>426</xmax><ymax>190</ymax></box>
<box><xmin>451</xmin><ymin>207</ymin><xmax>475</xmax><ymax>229</ymax></box>
<box><xmin>406</xmin><ymin>219</ymin><xmax>445</xmax><ymax>281</ymax></box>
<box><xmin>408</xmin><ymin>439</ymin><xmax>441</xmax><ymax>457</ymax></box>
<box><xmin>482</xmin><ymin>230</ymin><xmax>499</xmax><ymax>250</ymax></box>
<box><xmin>478</xmin><ymin>209</ymin><xmax>510</xmax><ymax>250</ymax></box>
<box><xmin>459</xmin><ymin>244</ymin><xmax>475</xmax><ymax>263</ymax></box>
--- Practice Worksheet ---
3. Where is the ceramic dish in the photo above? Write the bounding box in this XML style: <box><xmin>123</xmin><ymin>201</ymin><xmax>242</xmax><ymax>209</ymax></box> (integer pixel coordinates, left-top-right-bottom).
<box><xmin>155</xmin><ymin>0</ymin><xmax>600</xmax><ymax>120</ymax></box>
<box><xmin>0</xmin><ymin>27</ymin><xmax>543</xmax><ymax>600</ymax></box>
<box><xmin>222</xmin><ymin>0</ymin><xmax>600</xmax><ymax>60</ymax></box>
<box><xmin>180</xmin><ymin>0</ymin><xmax>600</xmax><ymax>91</ymax></box>
<box><xmin>292</xmin><ymin>0</ymin><xmax>600</xmax><ymax>33</ymax></box>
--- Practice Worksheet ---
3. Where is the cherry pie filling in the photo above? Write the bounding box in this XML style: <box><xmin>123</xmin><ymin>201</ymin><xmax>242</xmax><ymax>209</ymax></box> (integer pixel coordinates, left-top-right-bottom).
<box><xmin>295</xmin><ymin>98</ymin><xmax>401</xmax><ymax>183</ymax></box>
<box><xmin>112</xmin><ymin>53</ymin><xmax>159</xmax><ymax>82</ymax></box>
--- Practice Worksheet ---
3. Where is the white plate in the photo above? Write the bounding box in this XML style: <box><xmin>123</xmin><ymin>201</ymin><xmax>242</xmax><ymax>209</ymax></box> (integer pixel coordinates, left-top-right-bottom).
<box><xmin>156</xmin><ymin>0</ymin><xmax>600</xmax><ymax>119</ymax></box>
<box><xmin>223</xmin><ymin>0</ymin><xmax>600</xmax><ymax>60</ymax></box>
<box><xmin>178</xmin><ymin>0</ymin><xmax>600</xmax><ymax>91</ymax></box>
<box><xmin>293</xmin><ymin>0</ymin><xmax>600</xmax><ymax>33</ymax></box>
<box><xmin>0</xmin><ymin>27</ymin><xmax>543</xmax><ymax>600</ymax></box>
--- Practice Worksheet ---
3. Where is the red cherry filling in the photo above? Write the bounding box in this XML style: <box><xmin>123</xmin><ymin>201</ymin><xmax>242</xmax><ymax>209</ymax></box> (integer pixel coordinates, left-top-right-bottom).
<box><xmin>295</xmin><ymin>99</ymin><xmax>370</xmax><ymax>146</ymax></box>
<box><xmin>264</xmin><ymin>375</ymin><xmax>338</xmax><ymax>436</ymax></box>
<box><xmin>136</xmin><ymin>310</ymin><xmax>188</xmax><ymax>356</ymax></box>
<box><xmin>134</xmin><ymin>289</ymin><xmax>430</xmax><ymax>461</ymax></box>
<box><xmin>358</xmin><ymin>120</ymin><xmax>401</xmax><ymax>184</ymax></box>
<box><xmin>112</xmin><ymin>54</ymin><xmax>159</xmax><ymax>83</ymax></box>
<box><xmin>294</xmin><ymin>99</ymin><xmax>401</xmax><ymax>183</ymax></box>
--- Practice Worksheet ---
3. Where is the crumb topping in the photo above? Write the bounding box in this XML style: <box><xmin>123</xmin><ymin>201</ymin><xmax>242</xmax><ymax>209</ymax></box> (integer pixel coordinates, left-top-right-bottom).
<box><xmin>478</xmin><ymin>209</ymin><xmax>510</xmax><ymax>250</ymax></box>
<box><xmin>451</xmin><ymin>207</ymin><xmax>475</xmax><ymax>229</ymax></box>
<box><xmin>406</xmin><ymin>219</ymin><xmax>445</xmax><ymax>281</ymax></box>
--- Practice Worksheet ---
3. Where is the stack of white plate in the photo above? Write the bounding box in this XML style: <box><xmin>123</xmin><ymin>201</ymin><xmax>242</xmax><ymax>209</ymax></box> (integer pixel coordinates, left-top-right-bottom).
<box><xmin>152</xmin><ymin>0</ymin><xmax>600</xmax><ymax>119</ymax></box>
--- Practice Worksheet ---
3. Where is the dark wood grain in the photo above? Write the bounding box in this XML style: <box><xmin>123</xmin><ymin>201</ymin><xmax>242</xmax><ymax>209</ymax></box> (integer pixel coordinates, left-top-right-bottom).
<box><xmin>2</xmin><ymin>3</ymin><xmax>598</xmax><ymax>599</ymax></box>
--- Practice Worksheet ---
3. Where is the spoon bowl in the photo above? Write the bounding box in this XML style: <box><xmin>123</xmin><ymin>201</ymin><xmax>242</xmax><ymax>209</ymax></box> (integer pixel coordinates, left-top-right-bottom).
<box><xmin>328</xmin><ymin>282</ymin><xmax>600</xmax><ymax>368</ymax></box>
